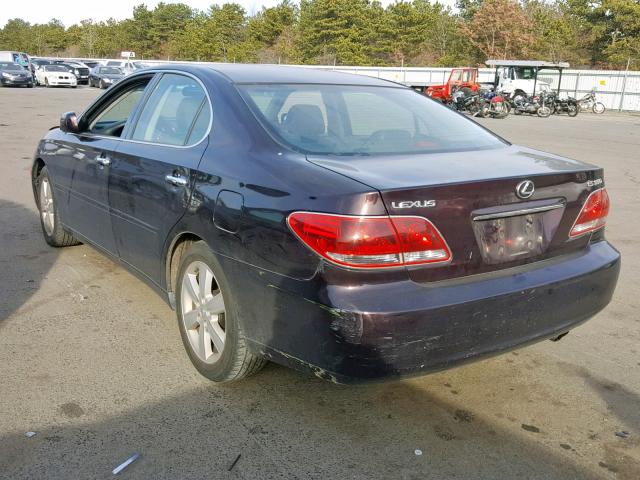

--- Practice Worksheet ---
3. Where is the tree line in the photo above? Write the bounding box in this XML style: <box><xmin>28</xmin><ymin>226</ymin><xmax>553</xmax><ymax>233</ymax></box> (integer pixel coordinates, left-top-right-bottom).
<box><xmin>0</xmin><ymin>0</ymin><xmax>638</xmax><ymax>69</ymax></box>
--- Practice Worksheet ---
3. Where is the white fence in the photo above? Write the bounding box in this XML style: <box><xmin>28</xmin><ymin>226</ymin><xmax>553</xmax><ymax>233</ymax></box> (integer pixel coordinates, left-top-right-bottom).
<box><xmin>309</xmin><ymin>66</ymin><xmax>640</xmax><ymax>112</ymax></box>
<box><xmin>62</xmin><ymin>57</ymin><xmax>640</xmax><ymax>112</ymax></box>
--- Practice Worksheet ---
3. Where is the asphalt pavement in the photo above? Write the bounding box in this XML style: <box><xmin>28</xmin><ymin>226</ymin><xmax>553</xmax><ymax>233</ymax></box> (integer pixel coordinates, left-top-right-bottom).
<box><xmin>0</xmin><ymin>85</ymin><xmax>638</xmax><ymax>479</ymax></box>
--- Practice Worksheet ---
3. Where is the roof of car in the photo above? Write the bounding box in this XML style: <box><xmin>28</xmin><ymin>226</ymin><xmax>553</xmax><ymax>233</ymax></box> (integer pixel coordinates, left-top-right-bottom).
<box><xmin>152</xmin><ymin>63</ymin><xmax>403</xmax><ymax>87</ymax></box>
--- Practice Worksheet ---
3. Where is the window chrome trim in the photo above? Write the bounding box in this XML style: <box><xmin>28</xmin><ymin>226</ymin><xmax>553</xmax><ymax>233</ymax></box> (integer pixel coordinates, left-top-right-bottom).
<box><xmin>75</xmin><ymin>69</ymin><xmax>213</xmax><ymax>150</ymax></box>
<box><xmin>472</xmin><ymin>203</ymin><xmax>565</xmax><ymax>222</ymax></box>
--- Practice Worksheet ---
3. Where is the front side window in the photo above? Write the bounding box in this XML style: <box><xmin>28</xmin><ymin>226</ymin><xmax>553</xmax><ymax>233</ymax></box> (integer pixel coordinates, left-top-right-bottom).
<box><xmin>515</xmin><ymin>67</ymin><xmax>536</xmax><ymax>80</ymax></box>
<box><xmin>87</xmin><ymin>84</ymin><xmax>148</xmax><ymax>137</ymax></box>
<box><xmin>240</xmin><ymin>84</ymin><xmax>505</xmax><ymax>156</ymax></box>
<box><xmin>131</xmin><ymin>73</ymin><xmax>209</xmax><ymax>146</ymax></box>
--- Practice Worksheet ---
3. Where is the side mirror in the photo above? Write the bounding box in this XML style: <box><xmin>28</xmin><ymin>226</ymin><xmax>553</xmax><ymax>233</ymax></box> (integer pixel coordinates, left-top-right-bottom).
<box><xmin>60</xmin><ymin>112</ymin><xmax>79</xmax><ymax>133</ymax></box>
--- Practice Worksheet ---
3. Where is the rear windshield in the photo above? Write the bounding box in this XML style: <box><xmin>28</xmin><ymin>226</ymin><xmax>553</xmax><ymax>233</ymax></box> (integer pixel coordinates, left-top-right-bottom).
<box><xmin>238</xmin><ymin>84</ymin><xmax>505</xmax><ymax>155</ymax></box>
<box><xmin>100</xmin><ymin>67</ymin><xmax>122</xmax><ymax>74</ymax></box>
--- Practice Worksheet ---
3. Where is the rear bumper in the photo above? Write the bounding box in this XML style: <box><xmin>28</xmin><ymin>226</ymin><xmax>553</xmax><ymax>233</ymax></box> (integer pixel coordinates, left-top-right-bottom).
<box><xmin>242</xmin><ymin>241</ymin><xmax>620</xmax><ymax>383</ymax></box>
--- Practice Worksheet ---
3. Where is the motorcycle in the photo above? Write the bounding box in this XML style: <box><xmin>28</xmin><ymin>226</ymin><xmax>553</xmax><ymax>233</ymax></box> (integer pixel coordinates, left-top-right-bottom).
<box><xmin>549</xmin><ymin>92</ymin><xmax>579</xmax><ymax>117</ymax></box>
<box><xmin>451</xmin><ymin>89</ymin><xmax>509</xmax><ymax>119</ymax></box>
<box><xmin>512</xmin><ymin>91</ymin><xmax>552</xmax><ymax>117</ymax></box>
<box><xmin>480</xmin><ymin>90</ymin><xmax>510</xmax><ymax>118</ymax></box>
<box><xmin>578</xmin><ymin>88</ymin><xmax>606</xmax><ymax>114</ymax></box>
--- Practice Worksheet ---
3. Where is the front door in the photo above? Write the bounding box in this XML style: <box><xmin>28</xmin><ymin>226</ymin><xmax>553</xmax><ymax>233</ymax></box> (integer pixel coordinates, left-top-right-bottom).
<box><xmin>108</xmin><ymin>72</ymin><xmax>211</xmax><ymax>284</ymax></box>
<box><xmin>66</xmin><ymin>79</ymin><xmax>152</xmax><ymax>254</ymax></box>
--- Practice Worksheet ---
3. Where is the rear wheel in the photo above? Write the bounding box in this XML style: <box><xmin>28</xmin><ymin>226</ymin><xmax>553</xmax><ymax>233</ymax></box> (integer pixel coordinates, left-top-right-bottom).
<box><xmin>35</xmin><ymin>166</ymin><xmax>80</xmax><ymax>247</ymax></box>
<box><xmin>176</xmin><ymin>241</ymin><xmax>266</xmax><ymax>383</ymax></box>
<box><xmin>593</xmin><ymin>102</ymin><xmax>605</xmax><ymax>114</ymax></box>
<box><xmin>567</xmin><ymin>105</ymin><xmax>579</xmax><ymax>117</ymax></box>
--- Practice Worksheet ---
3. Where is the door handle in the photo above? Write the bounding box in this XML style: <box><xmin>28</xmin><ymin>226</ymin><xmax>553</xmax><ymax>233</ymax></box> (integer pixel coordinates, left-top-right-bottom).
<box><xmin>96</xmin><ymin>155</ymin><xmax>111</xmax><ymax>166</ymax></box>
<box><xmin>165</xmin><ymin>174</ymin><xmax>188</xmax><ymax>187</ymax></box>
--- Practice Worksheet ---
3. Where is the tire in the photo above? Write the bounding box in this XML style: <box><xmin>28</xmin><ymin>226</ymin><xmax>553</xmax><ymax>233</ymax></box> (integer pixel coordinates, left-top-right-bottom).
<box><xmin>99</xmin><ymin>79</ymin><xmax>105</xmax><ymax>89</ymax></box>
<box><xmin>35</xmin><ymin>166</ymin><xmax>80</xmax><ymax>248</ymax></box>
<box><xmin>176</xmin><ymin>241</ymin><xmax>266</xmax><ymax>383</ymax></box>
<box><xmin>44</xmin><ymin>78</ymin><xmax>49</xmax><ymax>88</ymax></box>
<box><xmin>537</xmin><ymin>105</ymin><xmax>551</xmax><ymax>118</ymax></box>
<box><xmin>593</xmin><ymin>102</ymin><xmax>605</xmax><ymax>114</ymax></box>
<box><xmin>493</xmin><ymin>101</ymin><xmax>510</xmax><ymax>119</ymax></box>
<box><xmin>567</xmin><ymin>105</ymin><xmax>579</xmax><ymax>117</ymax></box>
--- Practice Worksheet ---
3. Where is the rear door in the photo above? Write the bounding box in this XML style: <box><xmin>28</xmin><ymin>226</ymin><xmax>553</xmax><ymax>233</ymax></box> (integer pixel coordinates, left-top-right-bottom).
<box><xmin>108</xmin><ymin>72</ymin><xmax>211</xmax><ymax>284</ymax></box>
<box><xmin>65</xmin><ymin>77</ymin><xmax>152</xmax><ymax>254</ymax></box>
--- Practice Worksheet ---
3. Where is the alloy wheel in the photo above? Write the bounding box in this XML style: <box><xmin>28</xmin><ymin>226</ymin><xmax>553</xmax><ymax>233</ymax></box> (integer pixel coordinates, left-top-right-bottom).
<box><xmin>180</xmin><ymin>261</ymin><xmax>226</xmax><ymax>364</ymax></box>
<box><xmin>39</xmin><ymin>178</ymin><xmax>55</xmax><ymax>236</ymax></box>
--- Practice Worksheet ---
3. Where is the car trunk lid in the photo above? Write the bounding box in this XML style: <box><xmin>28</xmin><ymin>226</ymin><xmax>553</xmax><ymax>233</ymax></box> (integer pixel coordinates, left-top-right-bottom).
<box><xmin>307</xmin><ymin>145</ymin><xmax>604</xmax><ymax>282</ymax></box>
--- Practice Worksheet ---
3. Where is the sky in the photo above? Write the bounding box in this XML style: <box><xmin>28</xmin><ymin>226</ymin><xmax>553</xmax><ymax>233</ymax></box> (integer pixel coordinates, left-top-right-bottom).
<box><xmin>1</xmin><ymin>0</ymin><xmax>457</xmax><ymax>28</ymax></box>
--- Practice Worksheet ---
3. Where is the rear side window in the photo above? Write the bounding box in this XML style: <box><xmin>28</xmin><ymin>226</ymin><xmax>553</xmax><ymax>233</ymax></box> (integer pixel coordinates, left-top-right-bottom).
<box><xmin>131</xmin><ymin>73</ymin><xmax>210</xmax><ymax>146</ymax></box>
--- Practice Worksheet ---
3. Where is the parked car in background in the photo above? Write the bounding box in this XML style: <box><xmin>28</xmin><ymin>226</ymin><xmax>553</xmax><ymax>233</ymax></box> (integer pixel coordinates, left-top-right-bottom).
<box><xmin>31</xmin><ymin>65</ymin><xmax>619</xmax><ymax>384</ymax></box>
<box><xmin>57</xmin><ymin>62</ymin><xmax>91</xmax><ymax>84</ymax></box>
<box><xmin>0</xmin><ymin>62</ymin><xmax>34</xmax><ymax>87</ymax></box>
<box><xmin>35</xmin><ymin>64</ymin><xmax>77</xmax><ymax>88</ymax></box>
<box><xmin>31</xmin><ymin>58</ymin><xmax>52</xmax><ymax>73</ymax></box>
<box><xmin>88</xmin><ymin>66</ymin><xmax>125</xmax><ymax>88</ymax></box>
<box><xmin>81</xmin><ymin>60</ymin><xmax>100</xmax><ymax>70</ymax></box>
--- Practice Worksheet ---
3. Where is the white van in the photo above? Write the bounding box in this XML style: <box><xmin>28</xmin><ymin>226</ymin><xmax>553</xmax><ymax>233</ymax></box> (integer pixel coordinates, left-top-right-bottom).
<box><xmin>0</xmin><ymin>51</ymin><xmax>32</xmax><ymax>72</ymax></box>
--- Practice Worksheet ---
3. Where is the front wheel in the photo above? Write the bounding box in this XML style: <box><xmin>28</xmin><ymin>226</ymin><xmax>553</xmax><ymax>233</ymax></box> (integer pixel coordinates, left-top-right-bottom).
<box><xmin>176</xmin><ymin>241</ymin><xmax>266</xmax><ymax>383</ymax></box>
<box><xmin>593</xmin><ymin>102</ymin><xmax>606</xmax><ymax>114</ymax></box>
<box><xmin>99</xmin><ymin>80</ymin><xmax>106</xmax><ymax>89</ymax></box>
<box><xmin>35</xmin><ymin>167</ymin><xmax>80</xmax><ymax>247</ymax></box>
<box><xmin>44</xmin><ymin>78</ymin><xmax>50</xmax><ymax>88</ymax></box>
<box><xmin>537</xmin><ymin>105</ymin><xmax>551</xmax><ymax>118</ymax></box>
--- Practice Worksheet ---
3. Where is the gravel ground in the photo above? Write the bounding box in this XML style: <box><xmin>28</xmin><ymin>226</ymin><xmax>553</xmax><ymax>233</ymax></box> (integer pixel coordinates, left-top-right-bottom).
<box><xmin>0</xmin><ymin>85</ymin><xmax>638</xmax><ymax>480</ymax></box>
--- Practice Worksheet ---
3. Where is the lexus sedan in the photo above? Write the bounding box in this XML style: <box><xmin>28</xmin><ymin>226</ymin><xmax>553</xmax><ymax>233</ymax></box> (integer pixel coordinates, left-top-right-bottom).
<box><xmin>31</xmin><ymin>65</ymin><xmax>620</xmax><ymax>383</ymax></box>
<box><xmin>88</xmin><ymin>66</ymin><xmax>125</xmax><ymax>89</ymax></box>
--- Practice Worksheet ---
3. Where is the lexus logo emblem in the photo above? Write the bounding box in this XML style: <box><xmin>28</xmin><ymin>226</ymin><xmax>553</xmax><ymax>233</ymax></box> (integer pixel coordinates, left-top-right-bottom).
<box><xmin>516</xmin><ymin>180</ymin><xmax>535</xmax><ymax>199</ymax></box>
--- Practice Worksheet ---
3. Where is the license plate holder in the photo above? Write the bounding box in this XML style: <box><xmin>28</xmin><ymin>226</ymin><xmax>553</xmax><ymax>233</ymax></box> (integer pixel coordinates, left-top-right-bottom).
<box><xmin>472</xmin><ymin>208</ymin><xmax>563</xmax><ymax>265</ymax></box>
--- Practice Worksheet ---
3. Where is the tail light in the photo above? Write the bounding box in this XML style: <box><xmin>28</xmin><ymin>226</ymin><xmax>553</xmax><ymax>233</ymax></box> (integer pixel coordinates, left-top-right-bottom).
<box><xmin>287</xmin><ymin>212</ymin><xmax>451</xmax><ymax>269</ymax></box>
<box><xmin>570</xmin><ymin>188</ymin><xmax>610</xmax><ymax>238</ymax></box>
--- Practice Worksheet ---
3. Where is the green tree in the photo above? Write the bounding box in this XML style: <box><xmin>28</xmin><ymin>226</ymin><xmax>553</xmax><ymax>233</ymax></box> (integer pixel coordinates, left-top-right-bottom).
<box><xmin>0</xmin><ymin>18</ymin><xmax>32</xmax><ymax>52</ymax></box>
<box><xmin>298</xmin><ymin>0</ymin><xmax>377</xmax><ymax>65</ymax></box>
<box><xmin>525</xmin><ymin>0</ymin><xmax>587</xmax><ymax>64</ymax></box>
<box><xmin>151</xmin><ymin>2</ymin><xmax>194</xmax><ymax>59</ymax></box>
<box><xmin>602</xmin><ymin>0</ymin><xmax>640</xmax><ymax>68</ymax></box>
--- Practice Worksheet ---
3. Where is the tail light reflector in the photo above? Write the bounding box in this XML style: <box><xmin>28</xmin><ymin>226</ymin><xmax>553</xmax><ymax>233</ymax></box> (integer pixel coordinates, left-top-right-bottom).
<box><xmin>570</xmin><ymin>188</ymin><xmax>609</xmax><ymax>238</ymax></box>
<box><xmin>287</xmin><ymin>212</ymin><xmax>451</xmax><ymax>269</ymax></box>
